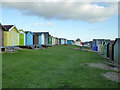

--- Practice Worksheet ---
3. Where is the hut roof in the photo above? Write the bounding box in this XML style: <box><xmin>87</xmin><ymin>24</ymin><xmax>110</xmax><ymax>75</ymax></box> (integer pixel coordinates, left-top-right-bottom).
<box><xmin>25</xmin><ymin>31</ymin><xmax>33</xmax><ymax>35</ymax></box>
<box><xmin>3</xmin><ymin>25</ymin><xmax>14</xmax><ymax>31</ymax></box>
<box><xmin>113</xmin><ymin>38</ymin><xmax>120</xmax><ymax>45</ymax></box>
<box><xmin>0</xmin><ymin>23</ymin><xmax>7</xmax><ymax>31</ymax></box>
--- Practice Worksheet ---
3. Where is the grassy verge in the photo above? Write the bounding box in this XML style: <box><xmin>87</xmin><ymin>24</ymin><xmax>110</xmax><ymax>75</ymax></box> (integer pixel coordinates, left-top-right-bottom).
<box><xmin>2</xmin><ymin>45</ymin><xmax>119</xmax><ymax>88</ymax></box>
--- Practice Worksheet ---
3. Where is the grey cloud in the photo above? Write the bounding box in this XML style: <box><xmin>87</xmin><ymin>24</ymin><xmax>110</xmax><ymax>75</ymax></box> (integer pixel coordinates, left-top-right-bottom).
<box><xmin>2</xmin><ymin>2</ymin><xmax>118</xmax><ymax>23</ymax></box>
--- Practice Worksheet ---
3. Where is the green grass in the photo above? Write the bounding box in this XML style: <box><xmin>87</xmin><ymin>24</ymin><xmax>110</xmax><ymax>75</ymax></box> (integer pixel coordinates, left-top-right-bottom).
<box><xmin>2</xmin><ymin>45</ymin><xmax>119</xmax><ymax>88</ymax></box>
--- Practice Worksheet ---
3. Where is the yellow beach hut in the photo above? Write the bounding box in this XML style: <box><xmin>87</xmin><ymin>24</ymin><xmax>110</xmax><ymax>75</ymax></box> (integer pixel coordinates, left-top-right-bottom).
<box><xmin>3</xmin><ymin>25</ymin><xmax>19</xmax><ymax>46</ymax></box>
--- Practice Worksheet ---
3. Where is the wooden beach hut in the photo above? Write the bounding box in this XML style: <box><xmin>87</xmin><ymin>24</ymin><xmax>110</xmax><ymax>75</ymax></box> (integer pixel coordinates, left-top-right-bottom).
<box><xmin>33</xmin><ymin>32</ymin><xmax>39</xmax><ymax>45</ymax></box>
<box><xmin>54</xmin><ymin>37</ymin><xmax>56</xmax><ymax>45</ymax></box>
<box><xmin>107</xmin><ymin>41</ymin><xmax>115</xmax><ymax>61</ymax></box>
<box><xmin>113</xmin><ymin>38</ymin><xmax>120</xmax><ymax>62</ymax></box>
<box><xmin>40</xmin><ymin>33</ymin><xmax>45</xmax><ymax>45</ymax></box>
<box><xmin>96</xmin><ymin>39</ymin><xmax>104</xmax><ymax>52</ymax></box>
<box><xmin>44</xmin><ymin>32</ymin><xmax>49</xmax><ymax>46</ymax></box>
<box><xmin>25</xmin><ymin>31</ymin><xmax>33</xmax><ymax>46</ymax></box>
<box><xmin>103</xmin><ymin>39</ymin><xmax>110</xmax><ymax>57</ymax></box>
<box><xmin>0</xmin><ymin>24</ymin><xmax>6</xmax><ymax>52</ymax></box>
<box><xmin>67</xmin><ymin>40</ymin><xmax>73</xmax><ymax>45</ymax></box>
<box><xmin>75</xmin><ymin>38</ymin><xmax>82</xmax><ymax>46</ymax></box>
<box><xmin>48</xmin><ymin>35</ymin><xmax>52</xmax><ymax>46</ymax></box>
<box><xmin>61</xmin><ymin>38</ymin><xmax>64</xmax><ymax>45</ymax></box>
<box><xmin>3</xmin><ymin>25</ymin><xmax>19</xmax><ymax>46</ymax></box>
<box><xmin>0</xmin><ymin>24</ymin><xmax>6</xmax><ymax>47</ymax></box>
<box><xmin>58</xmin><ymin>38</ymin><xmax>59</xmax><ymax>45</ymax></box>
<box><xmin>64</xmin><ymin>39</ymin><xmax>67</xmax><ymax>45</ymax></box>
<box><xmin>101</xmin><ymin>40</ymin><xmax>105</xmax><ymax>55</ymax></box>
<box><xmin>52</xmin><ymin>36</ymin><xmax>54</xmax><ymax>46</ymax></box>
<box><xmin>72</xmin><ymin>40</ymin><xmax>75</xmax><ymax>45</ymax></box>
<box><xmin>59</xmin><ymin>38</ymin><xmax>61</xmax><ymax>45</ymax></box>
<box><xmin>19</xmin><ymin>29</ymin><xmax>25</xmax><ymax>46</ymax></box>
<box><xmin>55</xmin><ymin>37</ymin><xmax>58</xmax><ymax>45</ymax></box>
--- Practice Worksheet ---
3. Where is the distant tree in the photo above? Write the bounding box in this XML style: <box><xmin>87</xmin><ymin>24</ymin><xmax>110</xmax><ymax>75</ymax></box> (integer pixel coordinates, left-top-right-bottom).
<box><xmin>76</xmin><ymin>38</ymin><xmax>81</xmax><ymax>41</ymax></box>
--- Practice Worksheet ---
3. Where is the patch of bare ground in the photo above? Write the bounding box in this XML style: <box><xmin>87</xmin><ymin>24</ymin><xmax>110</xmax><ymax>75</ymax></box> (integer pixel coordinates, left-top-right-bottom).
<box><xmin>86</xmin><ymin>63</ymin><xmax>119</xmax><ymax>72</ymax></box>
<box><xmin>80</xmin><ymin>63</ymin><xmax>120</xmax><ymax>83</ymax></box>
<box><xmin>103</xmin><ymin>72</ymin><xmax>120</xmax><ymax>83</ymax></box>
<box><xmin>74</xmin><ymin>48</ymin><xmax>97</xmax><ymax>52</ymax></box>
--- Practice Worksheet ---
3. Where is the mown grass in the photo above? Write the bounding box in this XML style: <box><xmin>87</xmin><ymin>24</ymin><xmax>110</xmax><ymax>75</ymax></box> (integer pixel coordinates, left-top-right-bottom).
<box><xmin>2</xmin><ymin>45</ymin><xmax>119</xmax><ymax>88</ymax></box>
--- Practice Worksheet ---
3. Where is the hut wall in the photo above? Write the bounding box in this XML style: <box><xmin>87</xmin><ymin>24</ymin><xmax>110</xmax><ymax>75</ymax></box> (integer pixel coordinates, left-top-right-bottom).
<box><xmin>4</xmin><ymin>27</ymin><xmax>19</xmax><ymax>46</ymax></box>
<box><xmin>0</xmin><ymin>27</ymin><xmax>4</xmax><ymax>47</ymax></box>
<box><xmin>114</xmin><ymin>39</ymin><xmax>120</xmax><ymax>62</ymax></box>
<box><xmin>41</xmin><ymin>33</ymin><xmax>45</xmax><ymax>45</ymax></box>
<box><xmin>67</xmin><ymin>40</ymin><xmax>72</xmax><ymax>44</ymax></box>
<box><xmin>99</xmin><ymin>44</ymin><xmax>102</xmax><ymax>53</ymax></box>
<box><xmin>19</xmin><ymin>31</ymin><xmax>25</xmax><ymax>46</ymax></box>
<box><xmin>25</xmin><ymin>32</ymin><xmax>33</xmax><ymax>45</ymax></box>
<box><xmin>109</xmin><ymin>44</ymin><xmax>114</xmax><ymax>61</ymax></box>
<box><xmin>33</xmin><ymin>34</ymin><xmax>39</xmax><ymax>45</ymax></box>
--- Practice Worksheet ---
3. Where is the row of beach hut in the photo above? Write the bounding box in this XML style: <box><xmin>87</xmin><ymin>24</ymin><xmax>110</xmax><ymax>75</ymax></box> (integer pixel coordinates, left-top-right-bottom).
<box><xmin>0</xmin><ymin>24</ymin><xmax>68</xmax><ymax>52</ymax></box>
<box><xmin>85</xmin><ymin>39</ymin><xmax>120</xmax><ymax>62</ymax></box>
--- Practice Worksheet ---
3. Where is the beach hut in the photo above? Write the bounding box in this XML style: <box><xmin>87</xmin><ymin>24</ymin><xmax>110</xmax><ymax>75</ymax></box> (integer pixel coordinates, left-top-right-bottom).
<box><xmin>92</xmin><ymin>39</ymin><xmax>97</xmax><ymax>51</ymax></box>
<box><xmin>0</xmin><ymin>24</ymin><xmax>5</xmax><ymax>47</ymax></box>
<box><xmin>33</xmin><ymin>32</ymin><xmax>39</xmax><ymax>45</ymax></box>
<box><xmin>40</xmin><ymin>33</ymin><xmax>45</xmax><ymax>45</ymax></box>
<box><xmin>0</xmin><ymin>24</ymin><xmax>6</xmax><ymax>52</ymax></box>
<box><xmin>96</xmin><ymin>39</ymin><xmax>104</xmax><ymax>52</ymax></box>
<box><xmin>72</xmin><ymin>40</ymin><xmax>75</xmax><ymax>45</ymax></box>
<box><xmin>103</xmin><ymin>39</ymin><xmax>110</xmax><ymax>57</ymax></box>
<box><xmin>61</xmin><ymin>38</ymin><xmax>64</xmax><ymax>45</ymax></box>
<box><xmin>88</xmin><ymin>41</ymin><xmax>93</xmax><ymax>48</ymax></box>
<box><xmin>64</xmin><ymin>39</ymin><xmax>67</xmax><ymax>45</ymax></box>
<box><xmin>55</xmin><ymin>37</ymin><xmax>58</xmax><ymax>45</ymax></box>
<box><xmin>101</xmin><ymin>40</ymin><xmax>105</xmax><ymax>55</ymax></box>
<box><xmin>67</xmin><ymin>40</ymin><xmax>73</xmax><ymax>44</ymax></box>
<box><xmin>35</xmin><ymin>32</ymin><xmax>48</xmax><ymax>46</ymax></box>
<box><xmin>52</xmin><ymin>36</ymin><xmax>54</xmax><ymax>46</ymax></box>
<box><xmin>93</xmin><ymin>39</ymin><xmax>104</xmax><ymax>52</ymax></box>
<box><xmin>59</xmin><ymin>38</ymin><xmax>61</xmax><ymax>45</ymax></box>
<box><xmin>25</xmin><ymin>31</ymin><xmax>33</xmax><ymax>45</ymax></box>
<box><xmin>54</xmin><ymin>37</ymin><xmax>56</xmax><ymax>45</ymax></box>
<box><xmin>107</xmin><ymin>41</ymin><xmax>115</xmax><ymax>61</ymax></box>
<box><xmin>58</xmin><ymin>39</ymin><xmax>59</xmax><ymax>45</ymax></box>
<box><xmin>113</xmin><ymin>38</ymin><xmax>120</xmax><ymax>62</ymax></box>
<box><xmin>75</xmin><ymin>38</ymin><xmax>82</xmax><ymax>46</ymax></box>
<box><xmin>19</xmin><ymin>29</ymin><xmax>25</xmax><ymax>46</ymax></box>
<box><xmin>48</xmin><ymin>35</ymin><xmax>52</xmax><ymax>46</ymax></box>
<box><xmin>44</xmin><ymin>32</ymin><xmax>49</xmax><ymax>46</ymax></box>
<box><xmin>3</xmin><ymin>25</ymin><xmax>19</xmax><ymax>46</ymax></box>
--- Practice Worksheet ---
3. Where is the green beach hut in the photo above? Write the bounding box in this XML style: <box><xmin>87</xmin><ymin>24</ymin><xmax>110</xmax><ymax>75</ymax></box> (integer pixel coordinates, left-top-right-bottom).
<box><xmin>113</xmin><ymin>38</ymin><xmax>120</xmax><ymax>62</ymax></box>
<box><xmin>19</xmin><ymin>29</ymin><xmax>25</xmax><ymax>46</ymax></box>
<box><xmin>103</xmin><ymin>39</ymin><xmax>110</xmax><ymax>57</ymax></box>
<box><xmin>48</xmin><ymin>35</ymin><xmax>52</xmax><ymax>46</ymax></box>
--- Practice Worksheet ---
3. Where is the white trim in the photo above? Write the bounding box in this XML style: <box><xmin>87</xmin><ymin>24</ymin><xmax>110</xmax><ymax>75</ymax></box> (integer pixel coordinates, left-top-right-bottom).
<box><xmin>9</xmin><ymin>25</ymin><xmax>19</xmax><ymax>33</ymax></box>
<box><xmin>18</xmin><ymin>33</ymin><xmax>19</xmax><ymax>45</ymax></box>
<box><xmin>24</xmin><ymin>33</ymin><xmax>25</xmax><ymax>45</ymax></box>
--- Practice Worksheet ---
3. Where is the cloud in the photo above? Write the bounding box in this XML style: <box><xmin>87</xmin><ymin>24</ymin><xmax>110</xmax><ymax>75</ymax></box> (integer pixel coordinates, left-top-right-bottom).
<box><xmin>34</xmin><ymin>22</ymin><xmax>54</xmax><ymax>27</ymax></box>
<box><xmin>2</xmin><ymin>1</ymin><xmax>118</xmax><ymax>23</ymax></box>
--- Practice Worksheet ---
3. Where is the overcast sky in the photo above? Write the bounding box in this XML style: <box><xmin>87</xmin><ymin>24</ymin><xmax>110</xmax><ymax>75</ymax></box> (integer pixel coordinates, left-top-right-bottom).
<box><xmin>1</xmin><ymin>0</ymin><xmax>118</xmax><ymax>42</ymax></box>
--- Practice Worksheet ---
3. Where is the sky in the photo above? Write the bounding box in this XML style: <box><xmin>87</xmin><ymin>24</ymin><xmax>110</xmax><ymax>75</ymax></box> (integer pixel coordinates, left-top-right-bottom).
<box><xmin>0</xmin><ymin>0</ymin><xmax>119</xmax><ymax>42</ymax></box>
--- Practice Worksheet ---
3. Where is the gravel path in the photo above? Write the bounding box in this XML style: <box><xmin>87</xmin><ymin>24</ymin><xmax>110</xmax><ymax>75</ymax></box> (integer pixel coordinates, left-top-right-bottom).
<box><xmin>103</xmin><ymin>72</ymin><xmax>120</xmax><ymax>83</ymax></box>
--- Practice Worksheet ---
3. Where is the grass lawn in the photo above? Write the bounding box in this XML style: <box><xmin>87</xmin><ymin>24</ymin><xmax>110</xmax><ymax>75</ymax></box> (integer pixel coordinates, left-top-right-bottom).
<box><xmin>2</xmin><ymin>45</ymin><xmax>119</xmax><ymax>88</ymax></box>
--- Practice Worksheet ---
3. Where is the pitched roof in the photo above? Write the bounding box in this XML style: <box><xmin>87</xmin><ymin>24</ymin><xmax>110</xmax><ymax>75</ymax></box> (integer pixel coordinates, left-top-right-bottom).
<box><xmin>25</xmin><ymin>31</ymin><xmax>33</xmax><ymax>35</ymax></box>
<box><xmin>0</xmin><ymin>23</ymin><xmax>7</xmax><ymax>31</ymax></box>
<box><xmin>113</xmin><ymin>38</ymin><xmax>120</xmax><ymax>46</ymax></box>
<box><xmin>3</xmin><ymin>25</ymin><xmax>14</xmax><ymax>31</ymax></box>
